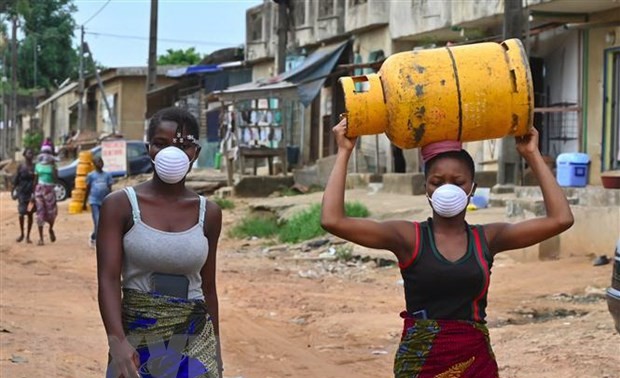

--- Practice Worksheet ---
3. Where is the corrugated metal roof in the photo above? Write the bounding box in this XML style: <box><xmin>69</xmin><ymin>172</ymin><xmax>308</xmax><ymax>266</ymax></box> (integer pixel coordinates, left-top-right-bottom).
<box><xmin>35</xmin><ymin>82</ymin><xmax>78</xmax><ymax>109</ymax></box>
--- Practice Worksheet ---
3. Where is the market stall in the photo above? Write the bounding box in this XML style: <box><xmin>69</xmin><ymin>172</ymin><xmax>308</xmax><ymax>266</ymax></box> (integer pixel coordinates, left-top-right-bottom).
<box><xmin>214</xmin><ymin>81</ymin><xmax>300</xmax><ymax>184</ymax></box>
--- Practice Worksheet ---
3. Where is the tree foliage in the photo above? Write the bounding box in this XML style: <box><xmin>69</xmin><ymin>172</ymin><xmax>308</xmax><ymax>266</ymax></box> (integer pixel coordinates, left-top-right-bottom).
<box><xmin>1</xmin><ymin>0</ymin><xmax>82</xmax><ymax>90</ymax></box>
<box><xmin>157</xmin><ymin>47</ymin><xmax>203</xmax><ymax>66</ymax></box>
<box><xmin>16</xmin><ymin>0</ymin><xmax>78</xmax><ymax>90</ymax></box>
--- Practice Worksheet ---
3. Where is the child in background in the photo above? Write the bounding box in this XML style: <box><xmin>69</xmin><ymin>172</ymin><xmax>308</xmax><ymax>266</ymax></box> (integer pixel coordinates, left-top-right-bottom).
<box><xmin>83</xmin><ymin>156</ymin><xmax>113</xmax><ymax>248</ymax></box>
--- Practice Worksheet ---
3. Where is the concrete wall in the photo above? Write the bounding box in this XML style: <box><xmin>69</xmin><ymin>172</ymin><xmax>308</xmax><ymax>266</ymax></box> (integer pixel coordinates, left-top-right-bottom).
<box><xmin>292</xmin><ymin>0</ymin><xmax>315</xmax><ymax>47</ymax></box>
<box><xmin>463</xmin><ymin>139</ymin><xmax>500</xmax><ymax>173</ymax></box>
<box><xmin>315</xmin><ymin>0</ymin><xmax>345</xmax><ymax>42</ymax></box>
<box><xmin>245</xmin><ymin>1</ymin><xmax>276</xmax><ymax>63</ymax></box>
<box><xmin>95</xmin><ymin>81</ymin><xmax>121</xmax><ymax>136</ymax></box>
<box><xmin>586</xmin><ymin>9</ymin><xmax>620</xmax><ymax>184</ymax></box>
<box><xmin>95</xmin><ymin>76</ymin><xmax>176</xmax><ymax>141</ymax></box>
<box><xmin>450</xmin><ymin>0</ymin><xmax>503</xmax><ymax>26</ymax></box>
<box><xmin>119</xmin><ymin>77</ymin><xmax>148</xmax><ymax>141</ymax></box>
<box><xmin>506</xmin><ymin>205</ymin><xmax>620</xmax><ymax>262</ymax></box>
<box><xmin>345</xmin><ymin>0</ymin><xmax>389</xmax><ymax>33</ymax></box>
<box><xmin>389</xmin><ymin>0</ymin><xmax>452</xmax><ymax>40</ymax></box>
<box><xmin>252</xmin><ymin>60</ymin><xmax>275</xmax><ymax>81</ymax></box>
<box><xmin>39</xmin><ymin>93</ymin><xmax>78</xmax><ymax>143</ymax></box>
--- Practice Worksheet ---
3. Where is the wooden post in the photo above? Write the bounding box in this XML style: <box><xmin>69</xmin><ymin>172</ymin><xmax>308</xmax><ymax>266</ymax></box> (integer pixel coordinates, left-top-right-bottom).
<box><xmin>497</xmin><ymin>0</ymin><xmax>524</xmax><ymax>186</ymax></box>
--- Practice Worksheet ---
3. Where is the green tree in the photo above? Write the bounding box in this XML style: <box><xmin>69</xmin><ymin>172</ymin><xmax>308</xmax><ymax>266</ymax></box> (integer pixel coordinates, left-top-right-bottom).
<box><xmin>157</xmin><ymin>47</ymin><xmax>203</xmax><ymax>66</ymax></box>
<box><xmin>14</xmin><ymin>0</ymin><xmax>78</xmax><ymax>90</ymax></box>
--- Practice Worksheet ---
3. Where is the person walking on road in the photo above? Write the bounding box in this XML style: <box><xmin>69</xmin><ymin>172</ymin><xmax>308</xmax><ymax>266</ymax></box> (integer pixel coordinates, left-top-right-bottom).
<box><xmin>83</xmin><ymin>156</ymin><xmax>113</xmax><ymax>248</ymax></box>
<box><xmin>321</xmin><ymin>119</ymin><xmax>574</xmax><ymax>378</ymax></box>
<box><xmin>97</xmin><ymin>107</ymin><xmax>223</xmax><ymax>378</ymax></box>
<box><xmin>13</xmin><ymin>148</ymin><xmax>36</xmax><ymax>243</ymax></box>
<box><xmin>33</xmin><ymin>145</ymin><xmax>59</xmax><ymax>246</ymax></box>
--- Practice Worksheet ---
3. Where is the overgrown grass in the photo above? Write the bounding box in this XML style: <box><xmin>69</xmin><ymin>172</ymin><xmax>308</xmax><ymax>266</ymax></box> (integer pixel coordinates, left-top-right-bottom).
<box><xmin>279</xmin><ymin>201</ymin><xmax>370</xmax><ymax>243</ymax></box>
<box><xmin>212</xmin><ymin>197</ymin><xmax>235</xmax><ymax>210</ymax></box>
<box><xmin>278</xmin><ymin>204</ymin><xmax>325</xmax><ymax>243</ymax></box>
<box><xmin>229</xmin><ymin>215</ymin><xmax>278</xmax><ymax>239</ymax></box>
<box><xmin>343</xmin><ymin>201</ymin><xmax>371</xmax><ymax>218</ymax></box>
<box><xmin>230</xmin><ymin>201</ymin><xmax>370</xmax><ymax>243</ymax></box>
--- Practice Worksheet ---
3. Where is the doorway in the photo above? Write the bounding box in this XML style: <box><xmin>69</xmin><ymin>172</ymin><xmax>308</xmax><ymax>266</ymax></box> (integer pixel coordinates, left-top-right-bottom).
<box><xmin>603</xmin><ymin>47</ymin><xmax>620</xmax><ymax>171</ymax></box>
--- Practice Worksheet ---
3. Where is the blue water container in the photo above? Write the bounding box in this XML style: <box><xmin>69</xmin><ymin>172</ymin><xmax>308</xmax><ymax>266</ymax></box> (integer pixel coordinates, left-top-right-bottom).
<box><xmin>556</xmin><ymin>152</ymin><xmax>590</xmax><ymax>187</ymax></box>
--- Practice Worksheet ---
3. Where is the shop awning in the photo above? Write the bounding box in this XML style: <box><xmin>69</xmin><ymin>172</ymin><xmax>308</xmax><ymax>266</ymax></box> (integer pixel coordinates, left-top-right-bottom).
<box><xmin>212</xmin><ymin>80</ymin><xmax>299</xmax><ymax>102</ymax></box>
<box><xmin>213</xmin><ymin>40</ymin><xmax>350</xmax><ymax>106</ymax></box>
<box><xmin>166</xmin><ymin>64</ymin><xmax>222</xmax><ymax>78</ymax></box>
<box><xmin>277</xmin><ymin>40</ymin><xmax>349</xmax><ymax>106</ymax></box>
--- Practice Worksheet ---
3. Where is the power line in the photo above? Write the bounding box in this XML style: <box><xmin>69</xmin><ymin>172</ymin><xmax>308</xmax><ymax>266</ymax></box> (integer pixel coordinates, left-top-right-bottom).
<box><xmin>84</xmin><ymin>31</ymin><xmax>242</xmax><ymax>47</ymax></box>
<box><xmin>81</xmin><ymin>0</ymin><xmax>112</xmax><ymax>26</ymax></box>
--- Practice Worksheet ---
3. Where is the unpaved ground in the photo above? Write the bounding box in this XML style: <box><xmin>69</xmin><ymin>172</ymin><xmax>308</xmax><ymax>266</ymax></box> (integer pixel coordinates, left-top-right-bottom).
<box><xmin>1</xmin><ymin>188</ymin><xmax>618</xmax><ymax>378</ymax></box>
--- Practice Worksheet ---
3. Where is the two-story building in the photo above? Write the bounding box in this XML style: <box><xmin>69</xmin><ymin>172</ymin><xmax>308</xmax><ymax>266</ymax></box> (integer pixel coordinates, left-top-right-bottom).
<box><xmin>244</xmin><ymin>0</ymin><xmax>620</xmax><ymax>185</ymax></box>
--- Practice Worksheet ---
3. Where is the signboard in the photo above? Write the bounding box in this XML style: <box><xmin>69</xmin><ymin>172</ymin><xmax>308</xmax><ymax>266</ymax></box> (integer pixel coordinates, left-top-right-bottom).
<box><xmin>101</xmin><ymin>140</ymin><xmax>127</xmax><ymax>175</ymax></box>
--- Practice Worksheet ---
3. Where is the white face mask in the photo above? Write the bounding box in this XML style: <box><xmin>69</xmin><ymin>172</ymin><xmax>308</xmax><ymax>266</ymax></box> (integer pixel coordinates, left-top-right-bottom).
<box><xmin>153</xmin><ymin>146</ymin><xmax>191</xmax><ymax>184</ymax></box>
<box><xmin>427</xmin><ymin>184</ymin><xmax>473</xmax><ymax>218</ymax></box>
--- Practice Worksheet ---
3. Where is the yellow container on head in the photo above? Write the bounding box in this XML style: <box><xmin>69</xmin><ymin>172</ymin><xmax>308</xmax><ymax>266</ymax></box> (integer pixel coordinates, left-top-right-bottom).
<box><xmin>339</xmin><ymin>38</ymin><xmax>533</xmax><ymax>149</ymax></box>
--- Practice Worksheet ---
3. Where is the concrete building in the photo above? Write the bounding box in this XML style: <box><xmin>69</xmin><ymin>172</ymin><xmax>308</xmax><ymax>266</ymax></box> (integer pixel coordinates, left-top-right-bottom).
<box><xmin>35</xmin><ymin>82</ymin><xmax>79</xmax><ymax>145</ymax></box>
<box><xmin>83</xmin><ymin>67</ymin><xmax>178</xmax><ymax>141</ymax></box>
<box><xmin>244</xmin><ymin>0</ymin><xmax>620</xmax><ymax>185</ymax></box>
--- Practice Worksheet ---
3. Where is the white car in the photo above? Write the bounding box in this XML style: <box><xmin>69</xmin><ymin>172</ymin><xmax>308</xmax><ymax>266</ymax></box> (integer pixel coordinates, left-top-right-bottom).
<box><xmin>606</xmin><ymin>238</ymin><xmax>620</xmax><ymax>333</ymax></box>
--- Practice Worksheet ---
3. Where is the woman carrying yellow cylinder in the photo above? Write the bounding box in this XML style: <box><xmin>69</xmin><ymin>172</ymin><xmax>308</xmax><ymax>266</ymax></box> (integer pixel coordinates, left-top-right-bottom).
<box><xmin>339</xmin><ymin>38</ymin><xmax>533</xmax><ymax>149</ymax></box>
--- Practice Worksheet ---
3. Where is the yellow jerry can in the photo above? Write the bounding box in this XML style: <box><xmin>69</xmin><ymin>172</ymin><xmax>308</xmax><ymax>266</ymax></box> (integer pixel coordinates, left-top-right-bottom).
<box><xmin>339</xmin><ymin>38</ymin><xmax>533</xmax><ymax>149</ymax></box>
<box><xmin>79</xmin><ymin>150</ymin><xmax>93</xmax><ymax>163</ymax></box>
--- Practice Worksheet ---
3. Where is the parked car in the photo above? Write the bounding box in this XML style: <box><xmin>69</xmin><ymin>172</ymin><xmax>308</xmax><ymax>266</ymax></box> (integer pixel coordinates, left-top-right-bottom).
<box><xmin>55</xmin><ymin>140</ymin><xmax>152</xmax><ymax>201</ymax></box>
<box><xmin>606</xmin><ymin>238</ymin><xmax>620</xmax><ymax>334</ymax></box>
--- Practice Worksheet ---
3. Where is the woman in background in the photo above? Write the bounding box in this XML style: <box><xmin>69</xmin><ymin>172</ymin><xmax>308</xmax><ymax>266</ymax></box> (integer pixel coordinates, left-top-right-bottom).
<box><xmin>33</xmin><ymin>145</ymin><xmax>58</xmax><ymax>246</ymax></box>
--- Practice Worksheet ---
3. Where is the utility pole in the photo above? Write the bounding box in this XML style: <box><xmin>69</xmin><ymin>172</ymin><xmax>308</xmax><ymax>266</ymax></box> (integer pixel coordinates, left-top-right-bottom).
<box><xmin>33</xmin><ymin>35</ymin><xmax>36</xmax><ymax>88</ymax></box>
<box><xmin>146</xmin><ymin>0</ymin><xmax>158</xmax><ymax>93</ymax></box>
<box><xmin>276</xmin><ymin>0</ymin><xmax>288</xmax><ymax>74</ymax></box>
<box><xmin>497</xmin><ymin>0</ymin><xmax>524</xmax><ymax>187</ymax></box>
<box><xmin>77</xmin><ymin>25</ymin><xmax>85</xmax><ymax>130</ymax></box>
<box><xmin>10</xmin><ymin>14</ymin><xmax>17</xmax><ymax>155</ymax></box>
<box><xmin>84</xmin><ymin>43</ymin><xmax>117</xmax><ymax>134</ymax></box>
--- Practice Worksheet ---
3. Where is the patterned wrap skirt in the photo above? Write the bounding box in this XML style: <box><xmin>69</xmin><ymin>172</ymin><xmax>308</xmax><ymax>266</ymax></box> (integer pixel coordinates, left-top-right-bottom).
<box><xmin>34</xmin><ymin>183</ymin><xmax>57</xmax><ymax>226</ymax></box>
<box><xmin>394</xmin><ymin>312</ymin><xmax>499</xmax><ymax>378</ymax></box>
<box><xmin>106</xmin><ymin>289</ymin><xmax>220</xmax><ymax>378</ymax></box>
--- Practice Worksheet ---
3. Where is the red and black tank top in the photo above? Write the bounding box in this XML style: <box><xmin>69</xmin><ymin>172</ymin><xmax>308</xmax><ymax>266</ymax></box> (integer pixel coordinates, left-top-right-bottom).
<box><xmin>399</xmin><ymin>218</ymin><xmax>493</xmax><ymax>323</ymax></box>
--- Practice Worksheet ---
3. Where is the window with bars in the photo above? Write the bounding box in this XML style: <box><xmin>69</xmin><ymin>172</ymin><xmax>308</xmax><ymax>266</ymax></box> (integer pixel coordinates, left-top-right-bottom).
<box><xmin>349</xmin><ymin>0</ymin><xmax>368</xmax><ymax>6</ymax></box>
<box><xmin>248</xmin><ymin>11</ymin><xmax>263</xmax><ymax>41</ymax></box>
<box><xmin>293</xmin><ymin>2</ymin><xmax>306</xmax><ymax>26</ymax></box>
<box><xmin>542</xmin><ymin>104</ymin><xmax>580</xmax><ymax>159</ymax></box>
<box><xmin>319</xmin><ymin>0</ymin><xmax>334</xmax><ymax>17</ymax></box>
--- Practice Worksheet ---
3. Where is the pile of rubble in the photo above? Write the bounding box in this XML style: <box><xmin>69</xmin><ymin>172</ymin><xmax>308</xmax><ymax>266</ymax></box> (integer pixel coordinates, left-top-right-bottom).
<box><xmin>235</xmin><ymin>234</ymin><xmax>398</xmax><ymax>280</ymax></box>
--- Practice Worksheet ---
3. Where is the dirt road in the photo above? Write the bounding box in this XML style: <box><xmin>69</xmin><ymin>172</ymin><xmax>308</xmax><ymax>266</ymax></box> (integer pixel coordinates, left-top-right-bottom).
<box><xmin>1</xmin><ymin>190</ymin><xmax>618</xmax><ymax>378</ymax></box>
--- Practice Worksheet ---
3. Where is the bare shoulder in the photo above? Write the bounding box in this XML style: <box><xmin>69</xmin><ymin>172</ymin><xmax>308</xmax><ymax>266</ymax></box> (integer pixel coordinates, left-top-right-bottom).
<box><xmin>101</xmin><ymin>189</ymin><xmax>131</xmax><ymax>216</ymax></box>
<box><xmin>481</xmin><ymin>222</ymin><xmax>507</xmax><ymax>239</ymax></box>
<box><xmin>205</xmin><ymin>199</ymin><xmax>222</xmax><ymax>221</ymax></box>
<box><xmin>203</xmin><ymin>198</ymin><xmax>222</xmax><ymax>237</ymax></box>
<box><xmin>391</xmin><ymin>219</ymin><xmax>421</xmax><ymax>246</ymax></box>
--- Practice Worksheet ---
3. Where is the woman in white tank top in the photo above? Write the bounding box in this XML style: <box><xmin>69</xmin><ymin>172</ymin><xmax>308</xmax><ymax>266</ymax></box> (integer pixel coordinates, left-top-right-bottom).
<box><xmin>97</xmin><ymin>107</ymin><xmax>223</xmax><ymax>378</ymax></box>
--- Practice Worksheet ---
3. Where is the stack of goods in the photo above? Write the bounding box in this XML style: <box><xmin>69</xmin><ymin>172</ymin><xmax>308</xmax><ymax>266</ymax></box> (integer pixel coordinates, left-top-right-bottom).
<box><xmin>68</xmin><ymin>150</ymin><xmax>93</xmax><ymax>214</ymax></box>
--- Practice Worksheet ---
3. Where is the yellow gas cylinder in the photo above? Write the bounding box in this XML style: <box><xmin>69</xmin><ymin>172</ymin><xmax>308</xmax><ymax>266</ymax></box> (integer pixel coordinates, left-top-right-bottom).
<box><xmin>339</xmin><ymin>38</ymin><xmax>533</xmax><ymax>149</ymax></box>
